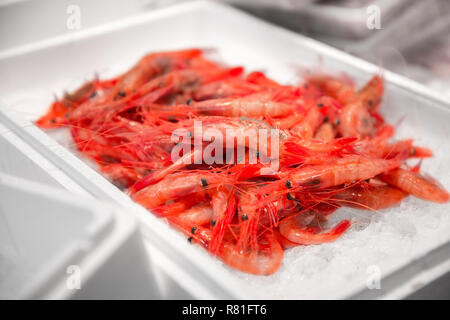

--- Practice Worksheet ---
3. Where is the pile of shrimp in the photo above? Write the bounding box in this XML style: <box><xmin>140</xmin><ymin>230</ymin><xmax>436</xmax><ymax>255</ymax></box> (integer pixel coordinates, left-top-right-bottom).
<box><xmin>37</xmin><ymin>48</ymin><xmax>449</xmax><ymax>275</ymax></box>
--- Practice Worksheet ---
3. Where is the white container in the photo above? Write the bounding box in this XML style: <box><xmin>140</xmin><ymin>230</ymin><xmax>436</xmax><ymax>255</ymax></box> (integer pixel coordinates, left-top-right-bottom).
<box><xmin>1</xmin><ymin>1</ymin><xmax>450</xmax><ymax>299</ymax></box>
<box><xmin>0</xmin><ymin>172</ymin><xmax>154</xmax><ymax>299</ymax></box>
<box><xmin>0</xmin><ymin>121</ymin><xmax>87</xmax><ymax>192</ymax></box>
<box><xmin>0</xmin><ymin>120</ymin><xmax>204</xmax><ymax>299</ymax></box>
<box><xmin>0</xmin><ymin>0</ymin><xmax>158</xmax><ymax>51</ymax></box>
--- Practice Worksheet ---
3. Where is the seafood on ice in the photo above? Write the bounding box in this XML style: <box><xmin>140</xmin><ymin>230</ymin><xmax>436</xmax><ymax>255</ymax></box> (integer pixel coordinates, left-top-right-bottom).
<box><xmin>37</xmin><ymin>48</ymin><xmax>449</xmax><ymax>275</ymax></box>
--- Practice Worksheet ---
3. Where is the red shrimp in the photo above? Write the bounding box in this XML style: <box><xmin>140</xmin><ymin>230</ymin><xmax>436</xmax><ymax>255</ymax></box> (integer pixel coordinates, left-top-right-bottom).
<box><xmin>132</xmin><ymin>171</ymin><xmax>230</xmax><ymax>209</ymax></box>
<box><xmin>209</xmin><ymin>186</ymin><xmax>237</xmax><ymax>254</ymax></box>
<box><xmin>113</xmin><ymin>48</ymin><xmax>203</xmax><ymax>96</ymax></box>
<box><xmin>283</xmin><ymin>156</ymin><xmax>401</xmax><ymax>191</ymax></box>
<box><xmin>236</xmin><ymin>191</ymin><xmax>261</xmax><ymax>252</ymax></box>
<box><xmin>37</xmin><ymin>79</ymin><xmax>115</xmax><ymax>128</ymax></box>
<box><xmin>314</xmin><ymin>122</ymin><xmax>335</xmax><ymax>141</ymax></box>
<box><xmin>380</xmin><ymin>168</ymin><xmax>449</xmax><ymax>203</ymax></box>
<box><xmin>174</xmin><ymin>203</ymin><xmax>214</xmax><ymax>226</ymax></box>
<box><xmin>170</xmin><ymin>221</ymin><xmax>284</xmax><ymax>275</ymax></box>
<box><xmin>193</xmin><ymin>78</ymin><xmax>260</xmax><ymax>100</ymax></box>
<box><xmin>338</xmin><ymin>75</ymin><xmax>383</xmax><ymax>138</ymax></box>
<box><xmin>268</xmin><ymin>113</ymin><xmax>304</xmax><ymax>129</ymax></box>
<box><xmin>100</xmin><ymin>163</ymin><xmax>142</xmax><ymax>189</ymax></box>
<box><xmin>333</xmin><ymin>184</ymin><xmax>406</xmax><ymax>210</ymax></box>
<box><xmin>152</xmin><ymin>191</ymin><xmax>208</xmax><ymax>217</ymax></box>
<box><xmin>291</xmin><ymin>105</ymin><xmax>324</xmax><ymax>139</ymax></box>
<box><xmin>279</xmin><ymin>215</ymin><xmax>351</xmax><ymax>245</ymax></box>
<box><xmin>130</xmin><ymin>148</ymin><xmax>203</xmax><ymax>192</ymax></box>
<box><xmin>274</xmin><ymin>230</ymin><xmax>301</xmax><ymax>249</ymax></box>
<box><xmin>246</xmin><ymin>71</ymin><xmax>282</xmax><ymax>89</ymax></box>
<box><xmin>176</xmin><ymin>92</ymin><xmax>298</xmax><ymax>118</ymax></box>
<box><xmin>71</xmin><ymin>67</ymin><xmax>240</xmax><ymax>122</ymax></box>
<box><xmin>306</xmin><ymin>74</ymin><xmax>357</xmax><ymax>105</ymax></box>
<box><xmin>219</xmin><ymin>232</ymin><xmax>283</xmax><ymax>275</ymax></box>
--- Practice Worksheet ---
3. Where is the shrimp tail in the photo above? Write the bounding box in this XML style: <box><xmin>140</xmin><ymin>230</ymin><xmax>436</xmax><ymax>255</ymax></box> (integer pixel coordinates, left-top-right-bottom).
<box><xmin>282</xmin><ymin>141</ymin><xmax>311</xmax><ymax>166</ymax></box>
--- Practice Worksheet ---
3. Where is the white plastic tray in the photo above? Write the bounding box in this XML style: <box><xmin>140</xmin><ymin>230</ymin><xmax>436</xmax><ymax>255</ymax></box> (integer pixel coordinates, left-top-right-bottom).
<box><xmin>0</xmin><ymin>121</ymin><xmax>87</xmax><ymax>192</ymax></box>
<box><xmin>0</xmin><ymin>172</ymin><xmax>152</xmax><ymax>299</ymax></box>
<box><xmin>0</xmin><ymin>0</ymin><xmax>154</xmax><ymax>51</ymax></box>
<box><xmin>1</xmin><ymin>1</ymin><xmax>450</xmax><ymax>299</ymax></box>
<box><xmin>0</xmin><ymin>113</ymin><xmax>205</xmax><ymax>299</ymax></box>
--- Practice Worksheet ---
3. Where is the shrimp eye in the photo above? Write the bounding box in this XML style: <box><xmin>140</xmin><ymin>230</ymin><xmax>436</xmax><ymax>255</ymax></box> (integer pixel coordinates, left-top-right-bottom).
<box><xmin>114</xmin><ymin>91</ymin><xmax>126</xmax><ymax>100</ymax></box>
<box><xmin>211</xmin><ymin>220</ymin><xmax>216</xmax><ymax>227</ymax></box>
<box><xmin>285</xmin><ymin>180</ymin><xmax>293</xmax><ymax>189</ymax></box>
<box><xmin>241</xmin><ymin>214</ymin><xmax>249</xmax><ymax>221</ymax></box>
<box><xmin>201</xmin><ymin>178</ymin><xmax>208</xmax><ymax>187</ymax></box>
<box><xmin>317</xmin><ymin>103</ymin><xmax>323</xmax><ymax>108</ymax></box>
<box><xmin>187</xmin><ymin>237</ymin><xmax>193</xmax><ymax>243</ymax></box>
<box><xmin>191</xmin><ymin>227</ymin><xmax>197</xmax><ymax>234</ymax></box>
<box><xmin>287</xmin><ymin>193</ymin><xmax>295</xmax><ymax>200</ymax></box>
<box><xmin>296</xmin><ymin>202</ymin><xmax>303</xmax><ymax>211</ymax></box>
<box><xmin>335</xmin><ymin>119</ymin><xmax>341</xmax><ymax>126</ymax></box>
<box><xmin>324</xmin><ymin>116</ymin><xmax>329</xmax><ymax>122</ymax></box>
<box><xmin>89</xmin><ymin>91</ymin><xmax>97</xmax><ymax>99</ymax></box>
<box><xmin>186</xmin><ymin>98</ymin><xmax>193</xmax><ymax>105</ymax></box>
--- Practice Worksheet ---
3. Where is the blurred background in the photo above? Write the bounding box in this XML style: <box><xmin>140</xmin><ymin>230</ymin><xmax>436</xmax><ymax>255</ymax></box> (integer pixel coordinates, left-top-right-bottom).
<box><xmin>1</xmin><ymin>0</ymin><xmax>450</xmax><ymax>98</ymax></box>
